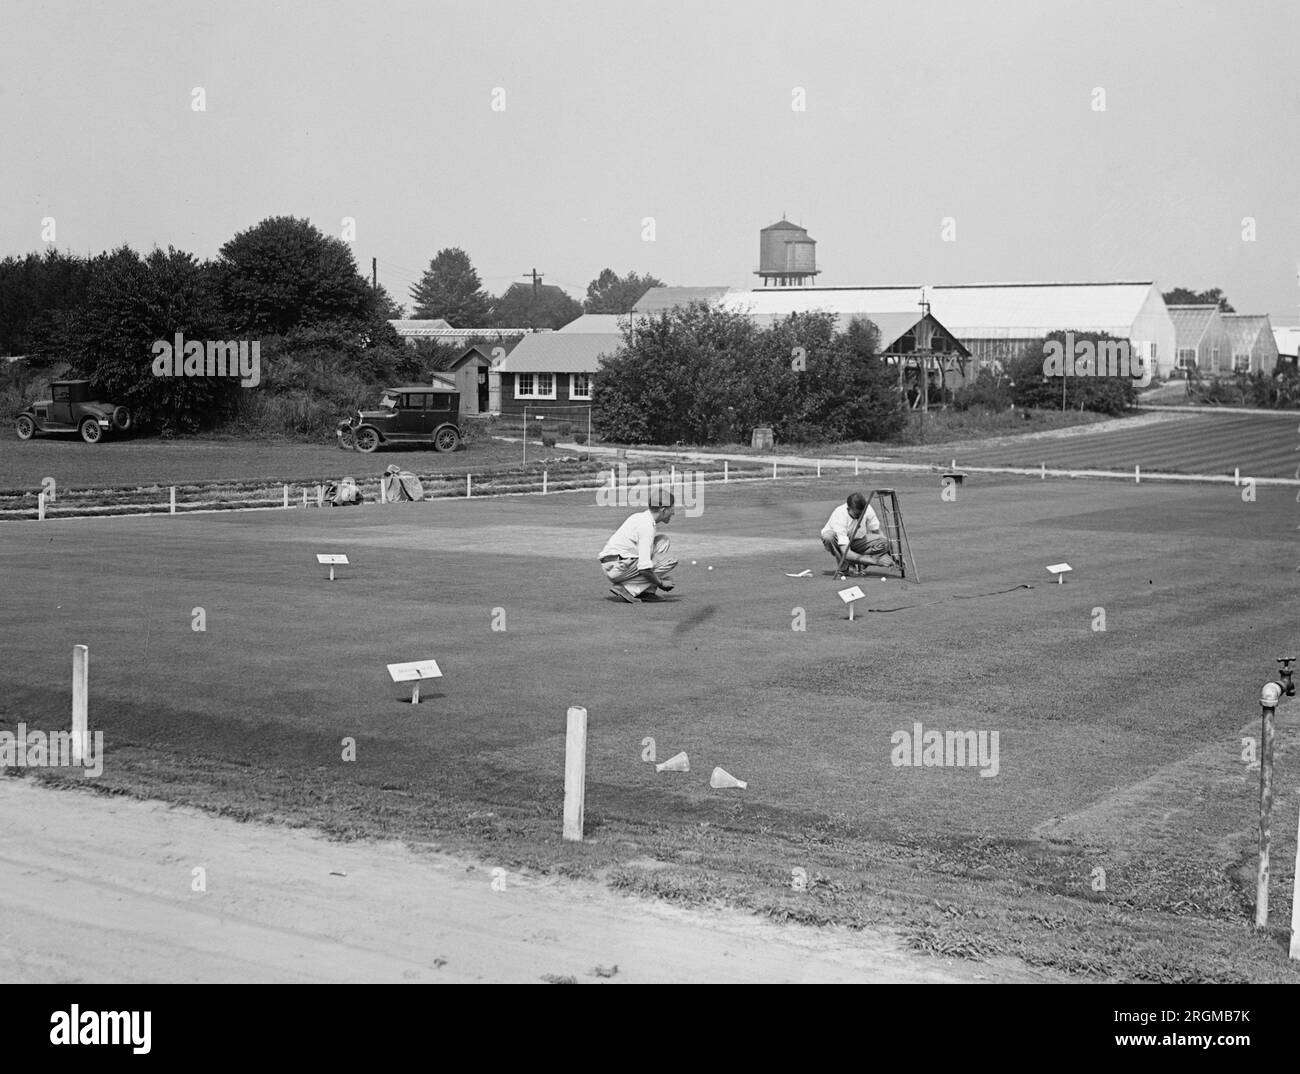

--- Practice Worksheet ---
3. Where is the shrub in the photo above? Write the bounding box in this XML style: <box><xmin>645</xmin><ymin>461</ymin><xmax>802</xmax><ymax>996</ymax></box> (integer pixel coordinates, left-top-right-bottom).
<box><xmin>541</xmin><ymin>434</ymin><xmax>557</xmax><ymax>448</ymax></box>
<box><xmin>573</xmin><ymin>431</ymin><xmax>588</xmax><ymax>444</ymax></box>
<box><xmin>952</xmin><ymin>369</ymin><xmax>1012</xmax><ymax>411</ymax></box>
<box><xmin>557</xmin><ymin>421</ymin><xmax>572</xmax><ymax>437</ymax></box>
<box><xmin>459</xmin><ymin>413</ymin><xmax>497</xmax><ymax>446</ymax></box>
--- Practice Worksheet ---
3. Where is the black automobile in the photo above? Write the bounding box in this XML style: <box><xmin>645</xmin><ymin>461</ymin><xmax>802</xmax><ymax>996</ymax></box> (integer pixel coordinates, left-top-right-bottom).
<box><xmin>15</xmin><ymin>380</ymin><xmax>133</xmax><ymax>444</ymax></box>
<box><xmin>336</xmin><ymin>387</ymin><xmax>463</xmax><ymax>453</ymax></box>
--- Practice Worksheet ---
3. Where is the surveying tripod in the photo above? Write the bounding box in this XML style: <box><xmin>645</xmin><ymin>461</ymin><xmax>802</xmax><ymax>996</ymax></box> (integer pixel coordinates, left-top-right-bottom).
<box><xmin>834</xmin><ymin>488</ymin><xmax>919</xmax><ymax>582</ymax></box>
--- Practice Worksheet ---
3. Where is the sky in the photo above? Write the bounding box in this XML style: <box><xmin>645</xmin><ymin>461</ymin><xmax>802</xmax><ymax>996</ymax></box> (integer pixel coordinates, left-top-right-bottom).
<box><xmin>3</xmin><ymin>0</ymin><xmax>1299</xmax><ymax>320</ymax></box>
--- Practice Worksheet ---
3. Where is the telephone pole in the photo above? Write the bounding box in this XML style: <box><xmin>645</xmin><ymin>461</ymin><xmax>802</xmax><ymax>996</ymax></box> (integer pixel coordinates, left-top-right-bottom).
<box><xmin>522</xmin><ymin>268</ymin><xmax>544</xmax><ymax>329</ymax></box>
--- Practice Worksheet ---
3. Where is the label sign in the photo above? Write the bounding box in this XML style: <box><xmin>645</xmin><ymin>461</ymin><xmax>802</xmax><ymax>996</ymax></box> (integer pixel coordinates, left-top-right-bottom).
<box><xmin>1046</xmin><ymin>563</ymin><xmax>1072</xmax><ymax>575</ymax></box>
<box><xmin>317</xmin><ymin>554</ymin><xmax>349</xmax><ymax>565</ymax></box>
<box><xmin>838</xmin><ymin>585</ymin><xmax>866</xmax><ymax>603</ymax></box>
<box><xmin>387</xmin><ymin>659</ymin><xmax>443</xmax><ymax>683</ymax></box>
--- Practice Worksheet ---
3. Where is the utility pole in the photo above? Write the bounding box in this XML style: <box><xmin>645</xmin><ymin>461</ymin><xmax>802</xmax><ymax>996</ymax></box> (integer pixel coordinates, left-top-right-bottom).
<box><xmin>522</xmin><ymin>269</ymin><xmax>544</xmax><ymax>330</ymax></box>
<box><xmin>372</xmin><ymin>257</ymin><xmax>377</xmax><ymax>290</ymax></box>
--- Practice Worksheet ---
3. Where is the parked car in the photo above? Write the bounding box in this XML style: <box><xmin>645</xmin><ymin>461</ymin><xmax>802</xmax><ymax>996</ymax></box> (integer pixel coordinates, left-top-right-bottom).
<box><xmin>14</xmin><ymin>380</ymin><xmax>132</xmax><ymax>444</ymax></box>
<box><xmin>336</xmin><ymin>387</ymin><xmax>463</xmax><ymax>453</ymax></box>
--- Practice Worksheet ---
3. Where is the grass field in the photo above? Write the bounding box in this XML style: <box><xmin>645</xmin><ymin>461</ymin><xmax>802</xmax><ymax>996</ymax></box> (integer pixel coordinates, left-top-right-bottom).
<box><xmin>2</xmin><ymin>450</ymin><xmax>1299</xmax><ymax>981</ymax></box>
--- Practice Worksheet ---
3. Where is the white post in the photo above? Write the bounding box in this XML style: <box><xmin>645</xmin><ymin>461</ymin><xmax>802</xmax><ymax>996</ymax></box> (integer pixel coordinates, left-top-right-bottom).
<box><xmin>170</xmin><ymin>486</ymin><xmax>176</xmax><ymax>514</ymax></box>
<box><xmin>283</xmin><ymin>484</ymin><xmax>290</xmax><ymax>508</ymax></box>
<box><xmin>817</xmin><ymin>460</ymin><xmax>821</xmax><ymax>477</ymax></box>
<box><xmin>380</xmin><ymin>479</ymin><xmax>387</xmax><ymax>504</ymax></box>
<box><xmin>302</xmin><ymin>489</ymin><xmax>307</xmax><ymax>508</ymax></box>
<box><xmin>854</xmin><ymin>456</ymin><xmax>859</xmax><ymax>476</ymax></box>
<box><xmin>1258</xmin><ymin>687</ymin><xmax>1278</xmax><ymax>928</ymax></box>
<box><xmin>466</xmin><ymin>474</ymin><xmax>471</xmax><ymax>498</ymax></box>
<box><xmin>317</xmin><ymin>485</ymin><xmax>324</xmax><ymax>508</ymax></box>
<box><xmin>1290</xmin><ymin>797</ymin><xmax>1300</xmax><ymax>959</ymax></box>
<box><xmin>543</xmin><ymin>469</ymin><xmax>548</xmax><ymax>495</ymax></box>
<box><xmin>849</xmin><ymin>602</ymin><xmax>855</xmax><ymax>622</ymax></box>
<box><xmin>71</xmin><ymin>644</ymin><xmax>88</xmax><ymax>765</ymax></box>
<box><xmin>670</xmin><ymin>464</ymin><xmax>676</xmax><ymax>487</ymax></box>
<box><xmin>1041</xmin><ymin>462</ymin><xmax>1046</xmax><ymax>480</ymax></box>
<box><xmin>1135</xmin><ymin>465</ymin><xmax>1140</xmax><ymax>484</ymax></box>
<box><xmin>38</xmin><ymin>492</ymin><xmax>45</xmax><ymax>521</ymax></box>
<box><xmin>1234</xmin><ymin>467</ymin><xmax>1240</xmax><ymax>486</ymax></box>
<box><xmin>772</xmin><ymin>459</ymin><xmax>777</xmax><ymax>480</ymax></box>
<box><xmin>328</xmin><ymin>564</ymin><xmax>335</xmax><ymax>582</ymax></box>
<box><xmin>563</xmin><ymin>706</ymin><xmax>588</xmax><ymax>842</ymax></box>
<box><xmin>610</xmin><ymin>468</ymin><xmax>616</xmax><ymax>489</ymax></box>
<box><xmin>724</xmin><ymin>460</ymin><xmax>728</xmax><ymax>483</ymax></box>
<box><xmin>411</xmin><ymin>680</ymin><xmax>421</xmax><ymax>705</ymax></box>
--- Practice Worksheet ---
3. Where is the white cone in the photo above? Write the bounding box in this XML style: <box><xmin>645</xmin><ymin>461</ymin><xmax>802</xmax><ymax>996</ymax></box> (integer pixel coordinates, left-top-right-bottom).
<box><xmin>710</xmin><ymin>766</ymin><xmax>747</xmax><ymax>790</ymax></box>
<box><xmin>655</xmin><ymin>751</ymin><xmax>689</xmax><ymax>773</ymax></box>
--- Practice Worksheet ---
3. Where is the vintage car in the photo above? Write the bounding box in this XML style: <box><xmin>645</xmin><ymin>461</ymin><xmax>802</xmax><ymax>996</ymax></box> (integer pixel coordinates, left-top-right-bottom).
<box><xmin>336</xmin><ymin>386</ymin><xmax>463</xmax><ymax>453</ymax></box>
<box><xmin>14</xmin><ymin>380</ymin><xmax>133</xmax><ymax>444</ymax></box>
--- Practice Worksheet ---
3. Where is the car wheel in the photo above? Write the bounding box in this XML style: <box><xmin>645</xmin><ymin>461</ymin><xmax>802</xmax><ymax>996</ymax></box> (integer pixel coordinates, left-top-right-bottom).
<box><xmin>15</xmin><ymin>415</ymin><xmax>35</xmax><ymax>440</ymax></box>
<box><xmin>111</xmin><ymin>406</ymin><xmax>132</xmax><ymax>432</ymax></box>
<box><xmin>433</xmin><ymin>426</ymin><xmax>461</xmax><ymax>453</ymax></box>
<box><xmin>354</xmin><ymin>427</ymin><xmax>380</xmax><ymax>453</ymax></box>
<box><xmin>80</xmin><ymin>418</ymin><xmax>103</xmax><ymax>444</ymax></box>
<box><xmin>337</xmin><ymin>427</ymin><xmax>356</xmax><ymax>451</ymax></box>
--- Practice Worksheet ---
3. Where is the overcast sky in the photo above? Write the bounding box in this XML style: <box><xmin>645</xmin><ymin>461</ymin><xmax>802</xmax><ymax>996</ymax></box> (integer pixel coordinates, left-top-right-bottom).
<box><xmin>3</xmin><ymin>0</ymin><xmax>1298</xmax><ymax>320</ymax></box>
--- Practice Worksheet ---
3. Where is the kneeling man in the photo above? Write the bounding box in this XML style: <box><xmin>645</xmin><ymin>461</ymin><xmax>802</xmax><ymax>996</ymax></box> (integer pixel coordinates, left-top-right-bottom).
<box><xmin>599</xmin><ymin>489</ymin><xmax>678</xmax><ymax>603</ymax></box>
<box><xmin>821</xmin><ymin>491</ymin><xmax>891</xmax><ymax>572</ymax></box>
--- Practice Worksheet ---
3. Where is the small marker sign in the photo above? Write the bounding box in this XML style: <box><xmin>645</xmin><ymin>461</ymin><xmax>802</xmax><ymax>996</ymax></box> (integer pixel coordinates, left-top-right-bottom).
<box><xmin>1046</xmin><ymin>562</ymin><xmax>1072</xmax><ymax>584</ymax></box>
<box><xmin>387</xmin><ymin>658</ymin><xmax>443</xmax><ymax>704</ymax></box>
<box><xmin>317</xmin><ymin>553</ymin><xmax>349</xmax><ymax>581</ymax></box>
<box><xmin>838</xmin><ymin>584</ymin><xmax>866</xmax><ymax>620</ymax></box>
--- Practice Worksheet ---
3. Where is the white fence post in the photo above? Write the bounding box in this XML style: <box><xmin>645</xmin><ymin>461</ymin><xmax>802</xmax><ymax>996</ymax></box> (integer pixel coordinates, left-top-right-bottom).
<box><xmin>563</xmin><ymin>706</ymin><xmax>588</xmax><ymax>842</ymax></box>
<box><xmin>71</xmin><ymin>645</ymin><xmax>88</xmax><ymax>765</ymax></box>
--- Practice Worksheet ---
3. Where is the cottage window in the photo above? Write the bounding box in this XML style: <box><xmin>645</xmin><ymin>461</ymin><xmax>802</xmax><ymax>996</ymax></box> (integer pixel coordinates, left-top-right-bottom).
<box><xmin>570</xmin><ymin>373</ymin><xmax>593</xmax><ymax>400</ymax></box>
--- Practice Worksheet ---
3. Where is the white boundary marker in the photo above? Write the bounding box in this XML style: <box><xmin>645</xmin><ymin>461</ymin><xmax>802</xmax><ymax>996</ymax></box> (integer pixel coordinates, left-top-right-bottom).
<box><xmin>170</xmin><ymin>486</ymin><xmax>176</xmax><ymax>514</ymax></box>
<box><xmin>1046</xmin><ymin>563</ymin><xmax>1072</xmax><ymax>584</ymax></box>
<box><xmin>71</xmin><ymin>644</ymin><xmax>88</xmax><ymax>765</ymax></box>
<box><xmin>38</xmin><ymin>492</ymin><xmax>45</xmax><ymax>521</ymax></box>
<box><xmin>563</xmin><ymin>705</ymin><xmax>587</xmax><ymax>841</ymax></box>
<box><xmin>387</xmin><ymin>658</ymin><xmax>442</xmax><ymax>704</ymax></box>
<box><xmin>283</xmin><ymin>484</ymin><xmax>290</xmax><ymax>508</ymax></box>
<box><xmin>316</xmin><ymin>553</ymin><xmax>348</xmax><ymax>581</ymax></box>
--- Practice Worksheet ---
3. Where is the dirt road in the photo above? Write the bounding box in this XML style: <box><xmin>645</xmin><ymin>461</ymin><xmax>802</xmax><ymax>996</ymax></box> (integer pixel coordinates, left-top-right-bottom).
<box><xmin>0</xmin><ymin>778</ymin><xmax>1055</xmax><ymax>984</ymax></box>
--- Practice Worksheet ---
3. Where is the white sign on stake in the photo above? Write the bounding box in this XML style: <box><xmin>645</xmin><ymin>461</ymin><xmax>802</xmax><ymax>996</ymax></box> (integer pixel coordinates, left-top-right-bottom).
<box><xmin>1046</xmin><ymin>563</ymin><xmax>1072</xmax><ymax>584</ymax></box>
<box><xmin>387</xmin><ymin>659</ymin><xmax>443</xmax><ymax>704</ymax></box>
<box><xmin>838</xmin><ymin>584</ymin><xmax>866</xmax><ymax>620</ymax></box>
<box><xmin>316</xmin><ymin>553</ymin><xmax>349</xmax><ymax>581</ymax></box>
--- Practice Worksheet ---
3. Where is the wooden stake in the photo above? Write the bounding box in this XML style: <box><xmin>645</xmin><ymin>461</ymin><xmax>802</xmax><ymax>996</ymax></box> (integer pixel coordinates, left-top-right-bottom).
<box><xmin>71</xmin><ymin>645</ymin><xmax>88</xmax><ymax>765</ymax></box>
<box><xmin>38</xmin><ymin>492</ymin><xmax>45</xmax><ymax>521</ymax></box>
<box><xmin>302</xmin><ymin>489</ymin><xmax>308</xmax><ymax>508</ymax></box>
<box><xmin>563</xmin><ymin>706</ymin><xmax>588</xmax><ymax>842</ymax></box>
<box><xmin>1135</xmin><ymin>465</ymin><xmax>1140</xmax><ymax>484</ymax></box>
<box><xmin>1258</xmin><ymin>697</ymin><xmax>1277</xmax><ymax>927</ymax></box>
<box><xmin>380</xmin><ymin>479</ymin><xmax>387</xmax><ymax>504</ymax></box>
<box><xmin>170</xmin><ymin>486</ymin><xmax>176</xmax><ymax>514</ymax></box>
<box><xmin>724</xmin><ymin>460</ymin><xmax>728</xmax><ymax>482</ymax></box>
<box><xmin>854</xmin><ymin>456</ymin><xmax>859</xmax><ymax>476</ymax></box>
<box><xmin>817</xmin><ymin>460</ymin><xmax>821</xmax><ymax>477</ymax></box>
<box><xmin>466</xmin><ymin>474</ymin><xmax>471</xmax><ymax>498</ymax></box>
<box><xmin>772</xmin><ymin>459</ymin><xmax>777</xmax><ymax>479</ymax></box>
<box><xmin>542</xmin><ymin>469</ymin><xmax>548</xmax><ymax>494</ymax></box>
<box><xmin>317</xmin><ymin>485</ymin><xmax>324</xmax><ymax>508</ymax></box>
<box><xmin>1291</xmin><ymin>796</ymin><xmax>1300</xmax><ymax>958</ymax></box>
<box><xmin>1041</xmin><ymin>462</ymin><xmax>1046</xmax><ymax>480</ymax></box>
<box><xmin>283</xmin><ymin>484</ymin><xmax>290</xmax><ymax>507</ymax></box>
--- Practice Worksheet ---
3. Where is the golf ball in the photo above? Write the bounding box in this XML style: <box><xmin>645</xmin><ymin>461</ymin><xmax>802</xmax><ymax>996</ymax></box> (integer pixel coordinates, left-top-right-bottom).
<box><xmin>691</xmin><ymin>560</ymin><xmax>697</xmax><ymax>565</ymax></box>
<box><xmin>707</xmin><ymin>566</ymin><xmax>713</xmax><ymax>571</ymax></box>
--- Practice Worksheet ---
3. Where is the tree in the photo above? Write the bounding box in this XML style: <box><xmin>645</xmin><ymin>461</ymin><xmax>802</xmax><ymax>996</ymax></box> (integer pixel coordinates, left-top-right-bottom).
<box><xmin>1162</xmin><ymin>286</ymin><xmax>1235</xmax><ymax>312</ymax></box>
<box><xmin>582</xmin><ymin>268</ymin><xmax>665</xmax><ymax>314</ymax></box>
<box><xmin>0</xmin><ymin>249</ymin><xmax>92</xmax><ymax>360</ymax></box>
<box><xmin>61</xmin><ymin>245</ymin><xmax>239</xmax><ymax>432</ymax></box>
<box><xmin>591</xmin><ymin>305</ymin><xmax>908</xmax><ymax>445</ymax></box>
<box><xmin>1007</xmin><ymin>330</ymin><xmax>1137</xmax><ymax>415</ymax></box>
<box><xmin>217</xmin><ymin>216</ymin><xmax>374</xmax><ymax>335</ymax></box>
<box><xmin>490</xmin><ymin>282</ymin><xmax>582</xmax><ymax>330</ymax></box>
<box><xmin>408</xmin><ymin>248</ymin><xmax>491</xmax><ymax>325</ymax></box>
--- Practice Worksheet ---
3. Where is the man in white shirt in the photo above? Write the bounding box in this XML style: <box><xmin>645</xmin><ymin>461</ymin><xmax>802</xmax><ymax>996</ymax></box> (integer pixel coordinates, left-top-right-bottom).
<box><xmin>820</xmin><ymin>491</ymin><xmax>891</xmax><ymax>573</ymax></box>
<box><xmin>599</xmin><ymin>489</ymin><xmax>678</xmax><ymax>603</ymax></box>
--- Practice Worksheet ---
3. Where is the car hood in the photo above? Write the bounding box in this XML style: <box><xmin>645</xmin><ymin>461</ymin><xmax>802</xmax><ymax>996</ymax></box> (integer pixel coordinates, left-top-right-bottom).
<box><xmin>356</xmin><ymin>409</ymin><xmax>398</xmax><ymax>420</ymax></box>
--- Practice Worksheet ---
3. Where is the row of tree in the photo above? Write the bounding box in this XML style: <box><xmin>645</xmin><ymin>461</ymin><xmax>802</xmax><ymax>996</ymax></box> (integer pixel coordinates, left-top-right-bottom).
<box><xmin>406</xmin><ymin>249</ymin><xmax>662</xmax><ymax>329</ymax></box>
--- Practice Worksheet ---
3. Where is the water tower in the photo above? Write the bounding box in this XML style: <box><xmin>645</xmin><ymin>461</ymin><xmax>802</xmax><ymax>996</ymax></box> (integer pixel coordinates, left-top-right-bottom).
<box><xmin>756</xmin><ymin>217</ymin><xmax>819</xmax><ymax>287</ymax></box>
